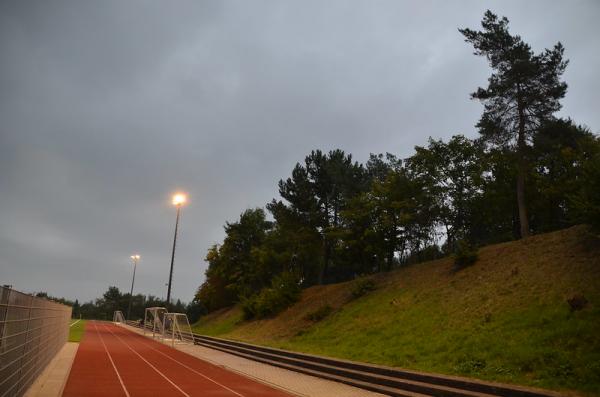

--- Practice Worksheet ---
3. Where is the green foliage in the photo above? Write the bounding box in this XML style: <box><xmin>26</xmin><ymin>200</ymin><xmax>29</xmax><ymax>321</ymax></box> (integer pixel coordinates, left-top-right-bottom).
<box><xmin>460</xmin><ymin>11</ymin><xmax>568</xmax><ymax>147</ymax></box>
<box><xmin>407</xmin><ymin>135</ymin><xmax>485</xmax><ymax>249</ymax></box>
<box><xmin>276</xmin><ymin>149</ymin><xmax>369</xmax><ymax>284</ymax></box>
<box><xmin>453</xmin><ymin>240</ymin><xmax>478</xmax><ymax>271</ymax></box>
<box><xmin>350</xmin><ymin>277</ymin><xmax>376</xmax><ymax>299</ymax></box>
<box><xmin>460</xmin><ymin>10</ymin><xmax>568</xmax><ymax>239</ymax></box>
<box><xmin>569</xmin><ymin>150</ymin><xmax>600</xmax><ymax>232</ymax></box>
<box><xmin>241</xmin><ymin>272</ymin><xmax>301</xmax><ymax>320</ymax></box>
<box><xmin>196</xmin><ymin>208</ymin><xmax>273</xmax><ymax>312</ymax></box>
<box><xmin>304</xmin><ymin>305</ymin><xmax>333</xmax><ymax>322</ymax></box>
<box><xmin>531</xmin><ymin>120</ymin><xmax>600</xmax><ymax>231</ymax></box>
<box><xmin>74</xmin><ymin>285</ymin><xmax>188</xmax><ymax>321</ymax></box>
<box><xmin>186</xmin><ymin>300</ymin><xmax>207</xmax><ymax>323</ymax></box>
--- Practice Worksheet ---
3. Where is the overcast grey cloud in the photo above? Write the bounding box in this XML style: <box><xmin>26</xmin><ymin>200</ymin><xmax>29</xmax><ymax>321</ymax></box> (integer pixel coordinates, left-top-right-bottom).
<box><xmin>1</xmin><ymin>1</ymin><xmax>599</xmax><ymax>303</ymax></box>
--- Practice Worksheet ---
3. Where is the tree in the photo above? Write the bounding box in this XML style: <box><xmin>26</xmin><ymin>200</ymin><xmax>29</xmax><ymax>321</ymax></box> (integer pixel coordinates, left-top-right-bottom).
<box><xmin>530</xmin><ymin>119</ymin><xmax>599</xmax><ymax>231</ymax></box>
<box><xmin>470</xmin><ymin>147</ymin><xmax>519</xmax><ymax>244</ymax></box>
<box><xmin>567</xmin><ymin>135</ymin><xmax>600</xmax><ymax>231</ymax></box>
<box><xmin>195</xmin><ymin>208</ymin><xmax>273</xmax><ymax>310</ymax></box>
<box><xmin>186</xmin><ymin>300</ymin><xmax>207</xmax><ymax>323</ymax></box>
<box><xmin>460</xmin><ymin>10</ymin><xmax>568</xmax><ymax>238</ymax></box>
<box><xmin>407</xmin><ymin>135</ymin><xmax>485</xmax><ymax>249</ymax></box>
<box><xmin>343</xmin><ymin>164</ymin><xmax>435</xmax><ymax>271</ymax></box>
<box><xmin>196</xmin><ymin>244</ymin><xmax>237</xmax><ymax>311</ymax></box>
<box><xmin>277</xmin><ymin>149</ymin><xmax>367</xmax><ymax>284</ymax></box>
<box><xmin>72</xmin><ymin>299</ymin><xmax>81</xmax><ymax>318</ymax></box>
<box><xmin>266</xmin><ymin>199</ymin><xmax>323</xmax><ymax>285</ymax></box>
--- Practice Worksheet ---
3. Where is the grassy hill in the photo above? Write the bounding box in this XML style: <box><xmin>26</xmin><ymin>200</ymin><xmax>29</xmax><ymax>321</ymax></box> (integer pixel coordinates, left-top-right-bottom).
<box><xmin>193</xmin><ymin>226</ymin><xmax>600</xmax><ymax>395</ymax></box>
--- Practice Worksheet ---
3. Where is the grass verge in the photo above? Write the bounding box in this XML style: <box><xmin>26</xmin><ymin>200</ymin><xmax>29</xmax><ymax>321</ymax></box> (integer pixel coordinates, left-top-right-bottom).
<box><xmin>68</xmin><ymin>319</ymin><xmax>86</xmax><ymax>342</ymax></box>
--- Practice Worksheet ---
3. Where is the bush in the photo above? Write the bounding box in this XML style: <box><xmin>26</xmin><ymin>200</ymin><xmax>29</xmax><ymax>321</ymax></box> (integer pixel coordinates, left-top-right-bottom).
<box><xmin>241</xmin><ymin>272</ymin><xmax>301</xmax><ymax>320</ymax></box>
<box><xmin>350</xmin><ymin>277</ymin><xmax>376</xmax><ymax>299</ymax></box>
<box><xmin>452</xmin><ymin>240</ymin><xmax>478</xmax><ymax>271</ymax></box>
<box><xmin>304</xmin><ymin>305</ymin><xmax>333</xmax><ymax>322</ymax></box>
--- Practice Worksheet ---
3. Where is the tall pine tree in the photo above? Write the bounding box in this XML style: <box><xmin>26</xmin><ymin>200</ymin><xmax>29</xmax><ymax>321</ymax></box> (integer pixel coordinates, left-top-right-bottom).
<box><xmin>460</xmin><ymin>10</ymin><xmax>568</xmax><ymax>238</ymax></box>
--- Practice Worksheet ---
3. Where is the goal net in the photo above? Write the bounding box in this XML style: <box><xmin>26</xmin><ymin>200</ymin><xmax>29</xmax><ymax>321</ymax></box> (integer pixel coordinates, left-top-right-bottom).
<box><xmin>144</xmin><ymin>307</ymin><xmax>168</xmax><ymax>338</ymax></box>
<box><xmin>163</xmin><ymin>313</ymin><xmax>195</xmax><ymax>346</ymax></box>
<box><xmin>113</xmin><ymin>310</ymin><xmax>125</xmax><ymax>324</ymax></box>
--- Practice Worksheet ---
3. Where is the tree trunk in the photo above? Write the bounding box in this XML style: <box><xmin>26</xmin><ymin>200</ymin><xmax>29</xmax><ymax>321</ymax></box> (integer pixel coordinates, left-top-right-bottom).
<box><xmin>516</xmin><ymin>90</ymin><xmax>530</xmax><ymax>238</ymax></box>
<box><xmin>319</xmin><ymin>200</ymin><xmax>330</xmax><ymax>285</ymax></box>
<box><xmin>319</xmin><ymin>241</ymin><xmax>330</xmax><ymax>284</ymax></box>
<box><xmin>516</xmin><ymin>164</ymin><xmax>529</xmax><ymax>238</ymax></box>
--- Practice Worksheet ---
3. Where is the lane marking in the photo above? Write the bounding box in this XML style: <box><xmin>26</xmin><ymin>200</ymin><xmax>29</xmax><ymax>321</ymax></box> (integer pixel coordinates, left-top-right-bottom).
<box><xmin>101</xmin><ymin>323</ymin><xmax>191</xmax><ymax>397</ymax></box>
<box><xmin>123</xmin><ymin>328</ymin><xmax>246</xmax><ymax>397</ymax></box>
<box><xmin>92</xmin><ymin>321</ymin><xmax>131</xmax><ymax>397</ymax></box>
<box><xmin>70</xmin><ymin>319</ymin><xmax>81</xmax><ymax>327</ymax></box>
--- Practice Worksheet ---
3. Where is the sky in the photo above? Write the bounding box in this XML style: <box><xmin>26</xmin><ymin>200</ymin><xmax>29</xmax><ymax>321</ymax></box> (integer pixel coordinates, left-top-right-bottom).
<box><xmin>1</xmin><ymin>1</ymin><xmax>599</xmax><ymax>303</ymax></box>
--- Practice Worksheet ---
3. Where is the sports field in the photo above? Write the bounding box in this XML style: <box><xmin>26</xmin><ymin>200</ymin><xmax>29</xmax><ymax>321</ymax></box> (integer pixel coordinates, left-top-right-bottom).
<box><xmin>62</xmin><ymin>321</ymin><xmax>291</xmax><ymax>396</ymax></box>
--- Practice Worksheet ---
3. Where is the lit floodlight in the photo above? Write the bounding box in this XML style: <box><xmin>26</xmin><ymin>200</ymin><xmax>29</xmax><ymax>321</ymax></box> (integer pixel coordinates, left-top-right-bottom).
<box><xmin>172</xmin><ymin>193</ymin><xmax>187</xmax><ymax>206</ymax></box>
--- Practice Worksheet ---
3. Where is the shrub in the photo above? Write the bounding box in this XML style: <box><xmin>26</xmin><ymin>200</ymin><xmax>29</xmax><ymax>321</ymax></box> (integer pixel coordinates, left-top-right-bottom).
<box><xmin>304</xmin><ymin>305</ymin><xmax>333</xmax><ymax>322</ymax></box>
<box><xmin>452</xmin><ymin>240</ymin><xmax>478</xmax><ymax>271</ymax></box>
<box><xmin>241</xmin><ymin>272</ymin><xmax>301</xmax><ymax>320</ymax></box>
<box><xmin>351</xmin><ymin>277</ymin><xmax>376</xmax><ymax>299</ymax></box>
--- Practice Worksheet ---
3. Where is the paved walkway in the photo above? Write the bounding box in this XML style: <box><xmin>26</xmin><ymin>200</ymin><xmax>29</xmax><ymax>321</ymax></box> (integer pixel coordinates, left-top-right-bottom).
<box><xmin>24</xmin><ymin>342</ymin><xmax>79</xmax><ymax>397</ymax></box>
<box><xmin>125</xmin><ymin>325</ymin><xmax>386</xmax><ymax>397</ymax></box>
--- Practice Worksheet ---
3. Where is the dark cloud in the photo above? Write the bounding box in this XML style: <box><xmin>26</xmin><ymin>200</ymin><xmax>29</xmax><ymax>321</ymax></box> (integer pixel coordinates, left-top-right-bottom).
<box><xmin>1</xmin><ymin>1</ymin><xmax>598</xmax><ymax>302</ymax></box>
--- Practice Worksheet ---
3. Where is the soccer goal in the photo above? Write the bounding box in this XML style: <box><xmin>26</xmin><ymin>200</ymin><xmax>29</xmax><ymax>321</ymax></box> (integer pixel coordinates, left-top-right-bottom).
<box><xmin>144</xmin><ymin>307</ymin><xmax>168</xmax><ymax>338</ymax></box>
<box><xmin>113</xmin><ymin>310</ymin><xmax>125</xmax><ymax>324</ymax></box>
<box><xmin>163</xmin><ymin>313</ymin><xmax>195</xmax><ymax>347</ymax></box>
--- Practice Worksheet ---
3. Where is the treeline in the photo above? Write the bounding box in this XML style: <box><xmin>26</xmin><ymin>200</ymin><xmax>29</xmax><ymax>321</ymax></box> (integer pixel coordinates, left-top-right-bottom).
<box><xmin>39</xmin><ymin>287</ymin><xmax>205</xmax><ymax>322</ymax></box>
<box><xmin>195</xmin><ymin>11</ymin><xmax>600</xmax><ymax>317</ymax></box>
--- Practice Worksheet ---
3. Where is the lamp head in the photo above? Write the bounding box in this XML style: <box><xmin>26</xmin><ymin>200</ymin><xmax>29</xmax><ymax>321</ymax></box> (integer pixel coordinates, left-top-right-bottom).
<box><xmin>172</xmin><ymin>193</ymin><xmax>187</xmax><ymax>206</ymax></box>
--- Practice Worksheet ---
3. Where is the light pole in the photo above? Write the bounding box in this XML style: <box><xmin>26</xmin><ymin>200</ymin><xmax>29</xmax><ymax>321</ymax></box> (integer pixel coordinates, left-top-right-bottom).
<box><xmin>127</xmin><ymin>255</ymin><xmax>140</xmax><ymax>320</ymax></box>
<box><xmin>167</xmin><ymin>193</ymin><xmax>186</xmax><ymax>307</ymax></box>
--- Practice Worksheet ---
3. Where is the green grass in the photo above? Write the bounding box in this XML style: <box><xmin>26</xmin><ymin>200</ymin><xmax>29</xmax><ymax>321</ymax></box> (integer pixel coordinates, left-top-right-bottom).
<box><xmin>68</xmin><ymin>319</ymin><xmax>86</xmax><ymax>342</ymax></box>
<box><xmin>192</xmin><ymin>226</ymin><xmax>600</xmax><ymax>396</ymax></box>
<box><xmin>192</xmin><ymin>309</ymin><xmax>243</xmax><ymax>336</ymax></box>
<box><xmin>276</xmin><ymin>294</ymin><xmax>600</xmax><ymax>394</ymax></box>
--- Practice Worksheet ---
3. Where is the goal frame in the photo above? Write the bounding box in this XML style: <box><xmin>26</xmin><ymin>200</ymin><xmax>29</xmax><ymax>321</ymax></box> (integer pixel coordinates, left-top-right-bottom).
<box><xmin>162</xmin><ymin>313</ymin><xmax>195</xmax><ymax>347</ymax></box>
<box><xmin>113</xmin><ymin>310</ymin><xmax>125</xmax><ymax>324</ymax></box>
<box><xmin>143</xmin><ymin>307</ymin><xmax>168</xmax><ymax>338</ymax></box>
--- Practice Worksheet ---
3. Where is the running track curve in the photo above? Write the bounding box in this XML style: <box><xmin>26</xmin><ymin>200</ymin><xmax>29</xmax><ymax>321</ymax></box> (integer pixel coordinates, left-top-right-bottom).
<box><xmin>62</xmin><ymin>321</ymin><xmax>293</xmax><ymax>397</ymax></box>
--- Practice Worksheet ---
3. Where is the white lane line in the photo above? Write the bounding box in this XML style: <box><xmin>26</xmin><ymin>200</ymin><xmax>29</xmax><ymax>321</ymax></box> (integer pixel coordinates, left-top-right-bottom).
<box><xmin>92</xmin><ymin>321</ymin><xmax>131</xmax><ymax>397</ymax></box>
<box><xmin>70</xmin><ymin>319</ymin><xmax>81</xmax><ymax>327</ymax></box>
<box><xmin>125</xmin><ymin>330</ymin><xmax>246</xmax><ymax>397</ymax></box>
<box><xmin>101</xmin><ymin>323</ymin><xmax>191</xmax><ymax>397</ymax></box>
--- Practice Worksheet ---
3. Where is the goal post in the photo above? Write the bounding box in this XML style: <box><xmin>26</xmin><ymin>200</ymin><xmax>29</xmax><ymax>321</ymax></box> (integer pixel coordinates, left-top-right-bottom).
<box><xmin>143</xmin><ymin>307</ymin><xmax>168</xmax><ymax>338</ymax></box>
<box><xmin>113</xmin><ymin>310</ymin><xmax>125</xmax><ymax>324</ymax></box>
<box><xmin>163</xmin><ymin>313</ymin><xmax>195</xmax><ymax>347</ymax></box>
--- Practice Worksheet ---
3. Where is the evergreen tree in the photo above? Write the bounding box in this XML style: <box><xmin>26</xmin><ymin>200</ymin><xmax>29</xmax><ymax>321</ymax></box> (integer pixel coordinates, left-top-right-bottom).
<box><xmin>277</xmin><ymin>149</ymin><xmax>367</xmax><ymax>284</ymax></box>
<box><xmin>460</xmin><ymin>10</ymin><xmax>568</xmax><ymax>238</ymax></box>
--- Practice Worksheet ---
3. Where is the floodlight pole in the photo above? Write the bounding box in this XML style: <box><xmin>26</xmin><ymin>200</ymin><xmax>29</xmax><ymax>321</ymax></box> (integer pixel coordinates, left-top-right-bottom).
<box><xmin>127</xmin><ymin>255</ymin><xmax>139</xmax><ymax>320</ymax></box>
<box><xmin>166</xmin><ymin>204</ymin><xmax>181</xmax><ymax>307</ymax></box>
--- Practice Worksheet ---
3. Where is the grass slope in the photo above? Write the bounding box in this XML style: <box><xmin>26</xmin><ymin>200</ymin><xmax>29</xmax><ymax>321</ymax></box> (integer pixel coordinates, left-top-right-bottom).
<box><xmin>193</xmin><ymin>226</ymin><xmax>600</xmax><ymax>395</ymax></box>
<box><xmin>68</xmin><ymin>319</ymin><xmax>86</xmax><ymax>342</ymax></box>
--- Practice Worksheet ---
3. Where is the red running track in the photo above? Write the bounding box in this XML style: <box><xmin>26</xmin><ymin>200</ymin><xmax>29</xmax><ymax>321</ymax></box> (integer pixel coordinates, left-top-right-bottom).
<box><xmin>62</xmin><ymin>321</ymin><xmax>293</xmax><ymax>397</ymax></box>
